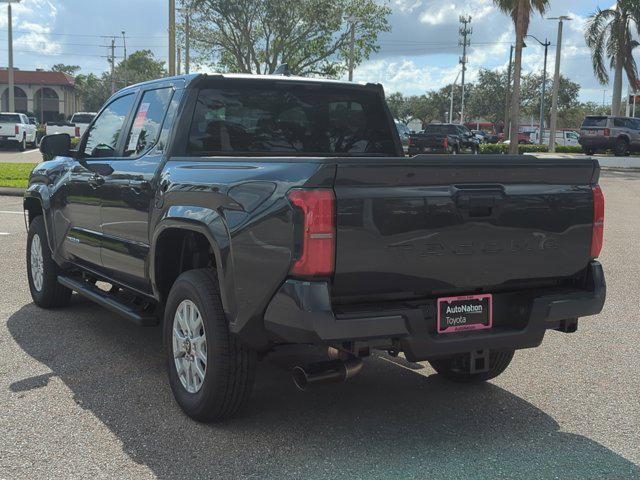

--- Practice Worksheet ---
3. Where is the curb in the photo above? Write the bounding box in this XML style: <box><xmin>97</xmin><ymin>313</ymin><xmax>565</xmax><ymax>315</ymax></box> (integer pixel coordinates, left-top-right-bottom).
<box><xmin>0</xmin><ymin>187</ymin><xmax>24</xmax><ymax>197</ymax></box>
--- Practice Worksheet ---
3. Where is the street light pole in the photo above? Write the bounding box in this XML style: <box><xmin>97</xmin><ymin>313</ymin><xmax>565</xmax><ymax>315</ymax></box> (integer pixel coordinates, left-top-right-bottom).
<box><xmin>168</xmin><ymin>0</ymin><xmax>176</xmax><ymax>76</ymax></box>
<box><xmin>450</xmin><ymin>70</ymin><xmax>461</xmax><ymax>124</ymax></box>
<box><xmin>526</xmin><ymin>35</ymin><xmax>551</xmax><ymax>144</ymax></box>
<box><xmin>547</xmin><ymin>16</ymin><xmax>570</xmax><ymax>153</ymax></box>
<box><xmin>348</xmin><ymin>20</ymin><xmax>356</xmax><ymax>81</ymax></box>
<box><xmin>1</xmin><ymin>0</ymin><xmax>20</xmax><ymax>112</ymax></box>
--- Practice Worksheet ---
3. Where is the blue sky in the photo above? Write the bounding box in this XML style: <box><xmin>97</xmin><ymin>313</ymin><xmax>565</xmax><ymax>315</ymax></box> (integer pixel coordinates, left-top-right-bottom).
<box><xmin>0</xmin><ymin>0</ymin><xmax>635</xmax><ymax>104</ymax></box>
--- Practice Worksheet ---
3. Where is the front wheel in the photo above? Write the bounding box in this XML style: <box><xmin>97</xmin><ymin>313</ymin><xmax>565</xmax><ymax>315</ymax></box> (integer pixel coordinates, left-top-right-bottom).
<box><xmin>429</xmin><ymin>350</ymin><xmax>514</xmax><ymax>383</ymax></box>
<box><xmin>164</xmin><ymin>268</ymin><xmax>256</xmax><ymax>422</ymax></box>
<box><xmin>27</xmin><ymin>216</ymin><xmax>72</xmax><ymax>308</ymax></box>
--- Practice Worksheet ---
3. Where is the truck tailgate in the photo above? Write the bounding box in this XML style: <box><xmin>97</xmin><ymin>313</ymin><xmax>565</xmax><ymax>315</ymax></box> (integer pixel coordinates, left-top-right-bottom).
<box><xmin>332</xmin><ymin>156</ymin><xmax>599</xmax><ymax>299</ymax></box>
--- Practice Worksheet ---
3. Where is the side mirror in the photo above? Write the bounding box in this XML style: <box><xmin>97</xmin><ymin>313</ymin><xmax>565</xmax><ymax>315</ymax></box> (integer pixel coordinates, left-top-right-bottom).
<box><xmin>39</xmin><ymin>133</ymin><xmax>71</xmax><ymax>159</ymax></box>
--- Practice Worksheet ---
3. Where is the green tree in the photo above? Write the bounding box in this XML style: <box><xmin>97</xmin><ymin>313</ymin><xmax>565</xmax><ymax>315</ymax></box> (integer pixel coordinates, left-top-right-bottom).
<box><xmin>466</xmin><ymin>68</ymin><xmax>509</xmax><ymax>125</ymax></box>
<box><xmin>50</xmin><ymin>64</ymin><xmax>81</xmax><ymax>76</ymax></box>
<box><xmin>75</xmin><ymin>73</ymin><xmax>109</xmax><ymax>112</ymax></box>
<box><xmin>585</xmin><ymin>1</ymin><xmax>640</xmax><ymax>115</ymax></box>
<box><xmin>521</xmin><ymin>73</ymin><xmax>580</xmax><ymax>125</ymax></box>
<box><xmin>493</xmin><ymin>0</ymin><xmax>550</xmax><ymax>153</ymax></box>
<box><xmin>113</xmin><ymin>49</ymin><xmax>166</xmax><ymax>87</ymax></box>
<box><xmin>387</xmin><ymin>92</ymin><xmax>410</xmax><ymax>123</ymax></box>
<box><xmin>187</xmin><ymin>0</ymin><xmax>390</xmax><ymax>77</ymax></box>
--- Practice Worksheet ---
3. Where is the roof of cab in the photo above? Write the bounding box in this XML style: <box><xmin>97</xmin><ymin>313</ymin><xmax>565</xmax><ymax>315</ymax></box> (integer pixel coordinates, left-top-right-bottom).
<box><xmin>116</xmin><ymin>72</ymin><xmax>381</xmax><ymax>95</ymax></box>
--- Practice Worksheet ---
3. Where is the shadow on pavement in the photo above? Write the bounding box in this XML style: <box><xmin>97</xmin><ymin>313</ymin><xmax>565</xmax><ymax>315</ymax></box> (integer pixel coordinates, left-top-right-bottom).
<box><xmin>7</xmin><ymin>301</ymin><xmax>640</xmax><ymax>480</ymax></box>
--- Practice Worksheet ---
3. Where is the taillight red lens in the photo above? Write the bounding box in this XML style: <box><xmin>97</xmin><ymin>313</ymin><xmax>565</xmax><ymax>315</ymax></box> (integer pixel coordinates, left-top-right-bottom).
<box><xmin>603</xmin><ymin>128</ymin><xmax>610</xmax><ymax>137</ymax></box>
<box><xmin>591</xmin><ymin>185</ymin><xmax>604</xmax><ymax>258</ymax></box>
<box><xmin>288</xmin><ymin>189</ymin><xmax>335</xmax><ymax>277</ymax></box>
<box><xmin>408</xmin><ymin>136</ymin><xmax>414</xmax><ymax>146</ymax></box>
<box><xmin>14</xmin><ymin>125</ymin><xmax>19</xmax><ymax>135</ymax></box>
<box><xmin>75</xmin><ymin>126</ymin><xmax>80</xmax><ymax>137</ymax></box>
<box><xmin>443</xmin><ymin>136</ymin><xmax>449</xmax><ymax>149</ymax></box>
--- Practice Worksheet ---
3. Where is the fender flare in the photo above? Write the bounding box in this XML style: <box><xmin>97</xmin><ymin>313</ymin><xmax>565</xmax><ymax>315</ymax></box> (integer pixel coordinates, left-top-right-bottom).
<box><xmin>150</xmin><ymin>209</ymin><xmax>237</xmax><ymax>323</ymax></box>
<box><xmin>23</xmin><ymin>185</ymin><xmax>55</xmax><ymax>252</ymax></box>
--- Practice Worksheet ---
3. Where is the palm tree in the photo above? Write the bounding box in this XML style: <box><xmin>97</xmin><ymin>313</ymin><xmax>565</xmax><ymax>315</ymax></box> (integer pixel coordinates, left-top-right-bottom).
<box><xmin>585</xmin><ymin>1</ymin><xmax>640</xmax><ymax>116</ymax></box>
<box><xmin>494</xmin><ymin>0</ymin><xmax>550</xmax><ymax>154</ymax></box>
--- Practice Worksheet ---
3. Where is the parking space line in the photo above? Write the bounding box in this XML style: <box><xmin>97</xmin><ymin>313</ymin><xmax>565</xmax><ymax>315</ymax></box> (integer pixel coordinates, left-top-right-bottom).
<box><xmin>0</xmin><ymin>210</ymin><xmax>23</xmax><ymax>214</ymax></box>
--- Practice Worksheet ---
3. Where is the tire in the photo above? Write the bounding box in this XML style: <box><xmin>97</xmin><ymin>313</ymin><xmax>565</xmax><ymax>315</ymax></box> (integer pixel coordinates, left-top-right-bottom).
<box><xmin>451</xmin><ymin>145</ymin><xmax>459</xmax><ymax>155</ymax></box>
<box><xmin>163</xmin><ymin>268</ymin><xmax>256</xmax><ymax>422</ymax></box>
<box><xmin>429</xmin><ymin>350</ymin><xmax>515</xmax><ymax>383</ymax></box>
<box><xmin>27</xmin><ymin>216</ymin><xmax>72</xmax><ymax>308</ymax></box>
<box><xmin>582</xmin><ymin>147</ymin><xmax>595</xmax><ymax>156</ymax></box>
<box><xmin>614</xmin><ymin>137</ymin><xmax>629</xmax><ymax>157</ymax></box>
<box><xmin>471</xmin><ymin>145</ymin><xmax>479</xmax><ymax>155</ymax></box>
<box><xmin>17</xmin><ymin>135</ymin><xmax>26</xmax><ymax>152</ymax></box>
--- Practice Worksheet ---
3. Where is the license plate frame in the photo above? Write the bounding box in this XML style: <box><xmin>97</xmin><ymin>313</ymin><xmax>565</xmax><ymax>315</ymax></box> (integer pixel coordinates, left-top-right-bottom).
<box><xmin>437</xmin><ymin>294</ymin><xmax>492</xmax><ymax>334</ymax></box>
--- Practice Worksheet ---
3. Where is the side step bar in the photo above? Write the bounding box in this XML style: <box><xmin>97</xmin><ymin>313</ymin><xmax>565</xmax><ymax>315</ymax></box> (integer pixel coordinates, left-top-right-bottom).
<box><xmin>57</xmin><ymin>275</ymin><xmax>158</xmax><ymax>326</ymax></box>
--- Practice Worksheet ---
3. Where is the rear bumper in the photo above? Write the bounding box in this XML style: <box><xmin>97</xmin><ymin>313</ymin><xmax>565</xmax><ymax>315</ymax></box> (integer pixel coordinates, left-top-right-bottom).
<box><xmin>263</xmin><ymin>262</ymin><xmax>606</xmax><ymax>361</ymax></box>
<box><xmin>579</xmin><ymin>137</ymin><xmax>614</xmax><ymax>150</ymax></box>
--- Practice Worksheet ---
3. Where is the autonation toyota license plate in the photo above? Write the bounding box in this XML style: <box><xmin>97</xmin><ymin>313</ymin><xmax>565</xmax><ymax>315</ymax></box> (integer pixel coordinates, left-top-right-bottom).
<box><xmin>437</xmin><ymin>294</ymin><xmax>492</xmax><ymax>334</ymax></box>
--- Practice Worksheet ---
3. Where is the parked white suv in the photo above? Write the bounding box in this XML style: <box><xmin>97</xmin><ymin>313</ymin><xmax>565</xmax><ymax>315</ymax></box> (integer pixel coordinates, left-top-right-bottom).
<box><xmin>0</xmin><ymin>113</ymin><xmax>37</xmax><ymax>151</ymax></box>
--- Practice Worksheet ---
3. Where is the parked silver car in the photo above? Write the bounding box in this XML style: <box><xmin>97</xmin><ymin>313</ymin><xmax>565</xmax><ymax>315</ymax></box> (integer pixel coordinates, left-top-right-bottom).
<box><xmin>579</xmin><ymin>115</ymin><xmax>640</xmax><ymax>156</ymax></box>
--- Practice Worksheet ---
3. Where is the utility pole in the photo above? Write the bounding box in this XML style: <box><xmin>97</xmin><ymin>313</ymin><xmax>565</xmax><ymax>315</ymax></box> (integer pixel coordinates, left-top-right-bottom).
<box><xmin>184</xmin><ymin>5</ymin><xmax>190</xmax><ymax>74</ymax></box>
<box><xmin>547</xmin><ymin>16</ymin><xmax>570</xmax><ymax>153</ymax></box>
<box><xmin>348</xmin><ymin>19</ymin><xmax>356</xmax><ymax>81</ymax></box>
<box><xmin>169</xmin><ymin>0</ymin><xmax>176</xmax><ymax>76</ymax></box>
<box><xmin>110</xmin><ymin>37</ymin><xmax>116</xmax><ymax>94</ymax></box>
<box><xmin>449</xmin><ymin>70</ymin><xmax>461</xmax><ymax>123</ymax></box>
<box><xmin>458</xmin><ymin>15</ymin><xmax>472</xmax><ymax>125</ymax></box>
<box><xmin>526</xmin><ymin>35</ymin><xmax>550</xmax><ymax>144</ymax></box>
<box><xmin>1</xmin><ymin>0</ymin><xmax>20</xmax><ymax>112</ymax></box>
<box><xmin>121</xmin><ymin>31</ymin><xmax>128</xmax><ymax>87</ymax></box>
<box><xmin>504</xmin><ymin>45</ymin><xmax>514</xmax><ymax>140</ymax></box>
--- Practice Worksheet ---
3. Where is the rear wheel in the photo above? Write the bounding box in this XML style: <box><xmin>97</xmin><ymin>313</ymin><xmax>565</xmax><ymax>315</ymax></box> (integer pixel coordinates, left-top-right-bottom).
<box><xmin>614</xmin><ymin>137</ymin><xmax>629</xmax><ymax>157</ymax></box>
<box><xmin>17</xmin><ymin>135</ymin><xmax>26</xmax><ymax>152</ymax></box>
<box><xmin>582</xmin><ymin>147</ymin><xmax>595</xmax><ymax>156</ymax></box>
<box><xmin>27</xmin><ymin>216</ymin><xmax>72</xmax><ymax>308</ymax></box>
<box><xmin>429</xmin><ymin>350</ymin><xmax>514</xmax><ymax>383</ymax></box>
<box><xmin>164</xmin><ymin>268</ymin><xmax>256</xmax><ymax>422</ymax></box>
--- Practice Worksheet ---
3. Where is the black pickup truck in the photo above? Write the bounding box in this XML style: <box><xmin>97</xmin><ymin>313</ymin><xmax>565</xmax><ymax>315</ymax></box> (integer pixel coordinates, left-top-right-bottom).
<box><xmin>25</xmin><ymin>73</ymin><xmax>606</xmax><ymax>422</ymax></box>
<box><xmin>408</xmin><ymin>123</ymin><xmax>481</xmax><ymax>155</ymax></box>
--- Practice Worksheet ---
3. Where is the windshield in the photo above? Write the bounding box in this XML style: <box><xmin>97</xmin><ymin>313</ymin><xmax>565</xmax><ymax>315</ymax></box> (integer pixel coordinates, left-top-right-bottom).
<box><xmin>187</xmin><ymin>83</ymin><xmax>397</xmax><ymax>156</ymax></box>
<box><xmin>71</xmin><ymin>114</ymin><xmax>96</xmax><ymax>124</ymax></box>
<box><xmin>582</xmin><ymin>117</ymin><xmax>608</xmax><ymax>127</ymax></box>
<box><xmin>0</xmin><ymin>114</ymin><xmax>21</xmax><ymax>123</ymax></box>
<box><xmin>423</xmin><ymin>124</ymin><xmax>456</xmax><ymax>135</ymax></box>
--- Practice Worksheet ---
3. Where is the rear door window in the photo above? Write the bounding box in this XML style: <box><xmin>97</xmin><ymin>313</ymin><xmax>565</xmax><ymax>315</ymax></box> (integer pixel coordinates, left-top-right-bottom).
<box><xmin>123</xmin><ymin>87</ymin><xmax>173</xmax><ymax>157</ymax></box>
<box><xmin>187</xmin><ymin>82</ymin><xmax>396</xmax><ymax>156</ymax></box>
<box><xmin>582</xmin><ymin>117</ymin><xmax>608</xmax><ymax>128</ymax></box>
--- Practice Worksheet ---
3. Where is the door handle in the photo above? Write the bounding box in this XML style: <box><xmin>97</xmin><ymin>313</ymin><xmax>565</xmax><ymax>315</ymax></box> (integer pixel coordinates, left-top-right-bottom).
<box><xmin>129</xmin><ymin>180</ymin><xmax>150</xmax><ymax>193</ymax></box>
<box><xmin>88</xmin><ymin>173</ymin><xmax>105</xmax><ymax>188</ymax></box>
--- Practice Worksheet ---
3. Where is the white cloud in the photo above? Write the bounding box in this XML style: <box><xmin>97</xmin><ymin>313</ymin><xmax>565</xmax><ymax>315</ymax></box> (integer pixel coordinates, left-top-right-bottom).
<box><xmin>1</xmin><ymin>0</ymin><xmax>62</xmax><ymax>58</ymax></box>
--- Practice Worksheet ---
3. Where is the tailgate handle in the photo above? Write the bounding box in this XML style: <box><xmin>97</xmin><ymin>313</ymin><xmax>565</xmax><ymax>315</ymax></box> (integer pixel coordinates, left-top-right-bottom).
<box><xmin>456</xmin><ymin>191</ymin><xmax>503</xmax><ymax>218</ymax></box>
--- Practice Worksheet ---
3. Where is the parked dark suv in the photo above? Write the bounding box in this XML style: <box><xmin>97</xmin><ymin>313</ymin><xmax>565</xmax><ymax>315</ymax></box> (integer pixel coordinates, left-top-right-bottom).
<box><xmin>579</xmin><ymin>115</ymin><xmax>640</xmax><ymax>156</ymax></box>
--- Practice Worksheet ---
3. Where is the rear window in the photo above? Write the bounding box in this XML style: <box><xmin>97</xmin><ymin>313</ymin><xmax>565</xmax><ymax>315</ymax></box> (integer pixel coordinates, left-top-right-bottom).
<box><xmin>582</xmin><ymin>117</ymin><xmax>608</xmax><ymax>128</ymax></box>
<box><xmin>423</xmin><ymin>124</ymin><xmax>456</xmax><ymax>134</ymax></box>
<box><xmin>0</xmin><ymin>114</ymin><xmax>20</xmax><ymax>123</ymax></box>
<box><xmin>187</xmin><ymin>83</ymin><xmax>397</xmax><ymax>156</ymax></box>
<box><xmin>71</xmin><ymin>114</ymin><xmax>96</xmax><ymax>124</ymax></box>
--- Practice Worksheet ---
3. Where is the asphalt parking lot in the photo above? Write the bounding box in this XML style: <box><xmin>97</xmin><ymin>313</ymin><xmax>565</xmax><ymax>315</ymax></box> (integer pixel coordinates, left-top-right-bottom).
<box><xmin>0</xmin><ymin>145</ymin><xmax>40</xmax><ymax>163</ymax></box>
<box><xmin>0</xmin><ymin>171</ymin><xmax>639</xmax><ymax>480</ymax></box>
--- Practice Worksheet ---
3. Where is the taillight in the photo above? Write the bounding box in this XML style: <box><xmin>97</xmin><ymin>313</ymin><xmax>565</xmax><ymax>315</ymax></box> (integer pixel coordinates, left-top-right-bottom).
<box><xmin>14</xmin><ymin>125</ymin><xmax>19</xmax><ymax>135</ymax></box>
<box><xmin>75</xmin><ymin>126</ymin><xmax>80</xmax><ymax>137</ymax></box>
<box><xmin>408</xmin><ymin>136</ymin><xmax>414</xmax><ymax>146</ymax></box>
<box><xmin>287</xmin><ymin>189</ymin><xmax>335</xmax><ymax>277</ymax></box>
<box><xmin>603</xmin><ymin>128</ymin><xmax>610</xmax><ymax>137</ymax></box>
<box><xmin>443</xmin><ymin>136</ymin><xmax>449</xmax><ymax>149</ymax></box>
<box><xmin>591</xmin><ymin>185</ymin><xmax>604</xmax><ymax>258</ymax></box>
